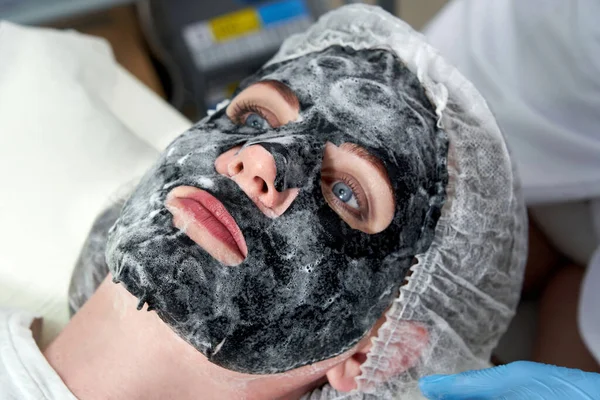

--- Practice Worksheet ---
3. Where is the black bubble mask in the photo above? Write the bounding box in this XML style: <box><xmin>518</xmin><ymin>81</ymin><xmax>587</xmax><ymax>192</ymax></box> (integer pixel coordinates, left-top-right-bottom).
<box><xmin>106</xmin><ymin>46</ymin><xmax>448</xmax><ymax>374</ymax></box>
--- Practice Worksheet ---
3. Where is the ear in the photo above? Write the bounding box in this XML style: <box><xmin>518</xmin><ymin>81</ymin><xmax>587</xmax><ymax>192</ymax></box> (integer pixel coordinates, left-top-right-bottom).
<box><xmin>326</xmin><ymin>321</ymin><xmax>429</xmax><ymax>393</ymax></box>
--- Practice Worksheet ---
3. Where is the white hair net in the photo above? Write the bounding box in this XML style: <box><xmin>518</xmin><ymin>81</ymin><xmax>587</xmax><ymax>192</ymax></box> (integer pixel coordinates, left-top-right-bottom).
<box><xmin>284</xmin><ymin>5</ymin><xmax>527</xmax><ymax>399</ymax></box>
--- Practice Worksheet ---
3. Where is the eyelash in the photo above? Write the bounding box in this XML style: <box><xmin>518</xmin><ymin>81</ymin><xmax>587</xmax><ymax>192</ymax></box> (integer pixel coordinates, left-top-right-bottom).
<box><xmin>323</xmin><ymin>173</ymin><xmax>368</xmax><ymax>220</ymax></box>
<box><xmin>231</xmin><ymin>101</ymin><xmax>271</xmax><ymax>127</ymax></box>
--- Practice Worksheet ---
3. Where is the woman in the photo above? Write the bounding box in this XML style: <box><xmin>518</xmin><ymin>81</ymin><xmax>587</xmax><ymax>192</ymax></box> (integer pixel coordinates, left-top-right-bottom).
<box><xmin>40</xmin><ymin>5</ymin><xmax>525</xmax><ymax>399</ymax></box>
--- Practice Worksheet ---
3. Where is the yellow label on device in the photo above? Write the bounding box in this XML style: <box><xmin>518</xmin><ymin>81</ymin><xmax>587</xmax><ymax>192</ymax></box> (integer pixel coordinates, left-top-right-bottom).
<box><xmin>209</xmin><ymin>8</ymin><xmax>261</xmax><ymax>42</ymax></box>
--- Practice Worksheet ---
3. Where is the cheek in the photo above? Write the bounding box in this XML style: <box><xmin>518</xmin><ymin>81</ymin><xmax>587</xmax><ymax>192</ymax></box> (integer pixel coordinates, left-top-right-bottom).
<box><xmin>214</xmin><ymin>146</ymin><xmax>242</xmax><ymax>175</ymax></box>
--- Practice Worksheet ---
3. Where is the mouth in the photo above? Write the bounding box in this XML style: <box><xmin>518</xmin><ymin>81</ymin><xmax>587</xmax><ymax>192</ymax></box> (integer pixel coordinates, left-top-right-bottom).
<box><xmin>165</xmin><ymin>186</ymin><xmax>248</xmax><ymax>266</ymax></box>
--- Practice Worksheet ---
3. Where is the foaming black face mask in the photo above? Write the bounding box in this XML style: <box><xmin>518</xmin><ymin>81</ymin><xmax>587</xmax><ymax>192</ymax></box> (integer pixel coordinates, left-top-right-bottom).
<box><xmin>106</xmin><ymin>46</ymin><xmax>448</xmax><ymax>374</ymax></box>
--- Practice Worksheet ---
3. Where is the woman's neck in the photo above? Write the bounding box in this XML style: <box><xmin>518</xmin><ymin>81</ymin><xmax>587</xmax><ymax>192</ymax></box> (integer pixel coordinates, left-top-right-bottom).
<box><xmin>44</xmin><ymin>276</ymin><xmax>325</xmax><ymax>400</ymax></box>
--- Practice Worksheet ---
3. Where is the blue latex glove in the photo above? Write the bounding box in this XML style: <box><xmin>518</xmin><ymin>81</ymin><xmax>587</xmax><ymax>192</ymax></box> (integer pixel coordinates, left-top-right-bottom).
<box><xmin>419</xmin><ymin>361</ymin><xmax>600</xmax><ymax>399</ymax></box>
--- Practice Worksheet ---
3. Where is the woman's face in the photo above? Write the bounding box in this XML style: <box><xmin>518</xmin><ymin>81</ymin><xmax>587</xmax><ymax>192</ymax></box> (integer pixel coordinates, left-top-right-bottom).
<box><xmin>106</xmin><ymin>46</ymin><xmax>447</xmax><ymax>374</ymax></box>
<box><xmin>178</xmin><ymin>81</ymin><xmax>396</xmax><ymax>266</ymax></box>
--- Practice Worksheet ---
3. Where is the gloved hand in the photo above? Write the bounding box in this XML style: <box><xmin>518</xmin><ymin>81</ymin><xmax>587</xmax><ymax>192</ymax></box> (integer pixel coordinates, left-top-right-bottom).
<box><xmin>418</xmin><ymin>361</ymin><xmax>600</xmax><ymax>399</ymax></box>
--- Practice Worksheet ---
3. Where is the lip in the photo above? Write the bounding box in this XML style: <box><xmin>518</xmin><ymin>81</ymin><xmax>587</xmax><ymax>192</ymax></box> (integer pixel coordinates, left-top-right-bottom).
<box><xmin>165</xmin><ymin>186</ymin><xmax>248</xmax><ymax>266</ymax></box>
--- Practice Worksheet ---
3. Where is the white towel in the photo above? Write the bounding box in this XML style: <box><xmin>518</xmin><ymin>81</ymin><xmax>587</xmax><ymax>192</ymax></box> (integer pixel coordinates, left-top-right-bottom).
<box><xmin>0</xmin><ymin>21</ymin><xmax>191</xmax><ymax>348</ymax></box>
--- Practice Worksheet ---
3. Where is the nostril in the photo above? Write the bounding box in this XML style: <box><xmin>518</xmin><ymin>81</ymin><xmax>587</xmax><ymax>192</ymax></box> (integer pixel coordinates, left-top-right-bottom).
<box><xmin>253</xmin><ymin>177</ymin><xmax>269</xmax><ymax>194</ymax></box>
<box><xmin>230</xmin><ymin>161</ymin><xmax>244</xmax><ymax>176</ymax></box>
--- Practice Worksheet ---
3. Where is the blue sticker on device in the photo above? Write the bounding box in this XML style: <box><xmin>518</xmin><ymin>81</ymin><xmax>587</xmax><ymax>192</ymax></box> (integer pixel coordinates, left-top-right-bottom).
<box><xmin>258</xmin><ymin>0</ymin><xmax>309</xmax><ymax>27</ymax></box>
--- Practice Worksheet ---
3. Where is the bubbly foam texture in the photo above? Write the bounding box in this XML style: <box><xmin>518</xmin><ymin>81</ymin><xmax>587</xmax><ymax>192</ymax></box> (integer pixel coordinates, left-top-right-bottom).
<box><xmin>106</xmin><ymin>46</ymin><xmax>448</xmax><ymax>374</ymax></box>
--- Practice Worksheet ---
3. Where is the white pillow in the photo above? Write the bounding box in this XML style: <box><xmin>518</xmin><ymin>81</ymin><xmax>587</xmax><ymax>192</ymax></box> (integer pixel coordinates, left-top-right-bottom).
<box><xmin>0</xmin><ymin>22</ymin><xmax>191</xmax><ymax>348</ymax></box>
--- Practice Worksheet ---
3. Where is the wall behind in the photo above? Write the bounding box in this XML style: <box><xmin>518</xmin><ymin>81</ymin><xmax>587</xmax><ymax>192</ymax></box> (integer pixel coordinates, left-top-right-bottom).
<box><xmin>397</xmin><ymin>0</ymin><xmax>447</xmax><ymax>30</ymax></box>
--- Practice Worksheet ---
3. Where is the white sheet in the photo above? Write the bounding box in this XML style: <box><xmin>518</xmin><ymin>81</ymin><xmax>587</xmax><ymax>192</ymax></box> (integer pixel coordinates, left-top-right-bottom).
<box><xmin>0</xmin><ymin>308</ymin><xmax>77</xmax><ymax>399</ymax></box>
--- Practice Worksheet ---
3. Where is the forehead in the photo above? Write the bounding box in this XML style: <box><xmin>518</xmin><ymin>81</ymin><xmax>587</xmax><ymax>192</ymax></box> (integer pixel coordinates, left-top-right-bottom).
<box><xmin>239</xmin><ymin>46</ymin><xmax>438</xmax><ymax>150</ymax></box>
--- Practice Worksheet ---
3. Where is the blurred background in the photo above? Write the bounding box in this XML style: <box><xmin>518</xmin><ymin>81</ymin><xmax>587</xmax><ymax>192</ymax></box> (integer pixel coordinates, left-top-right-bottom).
<box><xmin>0</xmin><ymin>0</ymin><xmax>446</xmax><ymax>120</ymax></box>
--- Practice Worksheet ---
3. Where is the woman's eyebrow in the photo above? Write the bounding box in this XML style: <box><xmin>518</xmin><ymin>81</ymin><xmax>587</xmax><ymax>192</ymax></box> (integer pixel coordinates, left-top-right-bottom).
<box><xmin>258</xmin><ymin>80</ymin><xmax>300</xmax><ymax>110</ymax></box>
<box><xmin>342</xmin><ymin>143</ymin><xmax>394</xmax><ymax>195</ymax></box>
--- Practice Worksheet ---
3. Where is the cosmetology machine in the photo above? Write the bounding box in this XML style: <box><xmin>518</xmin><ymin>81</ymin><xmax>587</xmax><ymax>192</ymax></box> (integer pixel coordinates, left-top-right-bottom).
<box><xmin>137</xmin><ymin>0</ymin><xmax>395</xmax><ymax>119</ymax></box>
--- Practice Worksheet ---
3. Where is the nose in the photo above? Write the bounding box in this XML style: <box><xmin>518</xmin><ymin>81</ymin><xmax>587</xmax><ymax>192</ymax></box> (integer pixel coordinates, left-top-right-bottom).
<box><xmin>214</xmin><ymin>145</ymin><xmax>299</xmax><ymax>218</ymax></box>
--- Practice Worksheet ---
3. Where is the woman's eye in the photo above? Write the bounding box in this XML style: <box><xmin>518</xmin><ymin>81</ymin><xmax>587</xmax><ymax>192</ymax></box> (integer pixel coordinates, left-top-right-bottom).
<box><xmin>245</xmin><ymin>113</ymin><xmax>269</xmax><ymax>130</ymax></box>
<box><xmin>332</xmin><ymin>181</ymin><xmax>359</xmax><ymax>209</ymax></box>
